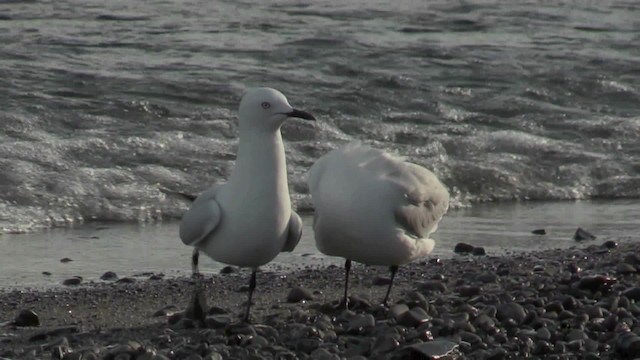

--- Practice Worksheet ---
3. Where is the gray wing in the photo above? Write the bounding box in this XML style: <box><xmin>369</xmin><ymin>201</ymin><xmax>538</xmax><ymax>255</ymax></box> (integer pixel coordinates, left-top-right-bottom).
<box><xmin>179</xmin><ymin>185</ymin><xmax>223</xmax><ymax>247</ymax></box>
<box><xmin>392</xmin><ymin>164</ymin><xmax>450</xmax><ymax>238</ymax></box>
<box><xmin>281</xmin><ymin>211</ymin><xmax>303</xmax><ymax>252</ymax></box>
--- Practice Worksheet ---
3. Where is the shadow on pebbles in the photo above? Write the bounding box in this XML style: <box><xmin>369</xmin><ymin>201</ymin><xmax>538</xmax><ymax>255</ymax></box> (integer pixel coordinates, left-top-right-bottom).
<box><xmin>1</xmin><ymin>241</ymin><xmax>640</xmax><ymax>359</ymax></box>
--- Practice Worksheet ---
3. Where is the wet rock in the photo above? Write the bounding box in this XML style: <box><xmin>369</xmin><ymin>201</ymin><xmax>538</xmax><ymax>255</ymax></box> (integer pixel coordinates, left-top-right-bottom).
<box><xmin>42</xmin><ymin>271</ymin><xmax>52</xmax><ymax>276</ymax></box>
<box><xmin>347</xmin><ymin>314</ymin><xmax>375</xmax><ymax>334</ymax></box>
<box><xmin>149</xmin><ymin>273</ymin><xmax>164</xmax><ymax>280</ymax></box>
<box><xmin>531</xmin><ymin>229</ymin><xmax>546</xmax><ymax>235</ymax></box>
<box><xmin>116</xmin><ymin>277</ymin><xmax>136</xmax><ymax>284</ymax></box>
<box><xmin>573</xmin><ymin>227</ymin><xmax>596</xmax><ymax>241</ymax></box>
<box><xmin>577</xmin><ymin>275</ymin><xmax>617</xmax><ymax>293</ymax></box>
<box><xmin>454</xmin><ymin>242</ymin><xmax>475</xmax><ymax>254</ymax></box>
<box><xmin>624</xmin><ymin>253</ymin><xmax>640</xmax><ymax>265</ymax></box>
<box><xmin>372</xmin><ymin>334</ymin><xmax>400</xmax><ymax>354</ymax></box>
<box><xmin>287</xmin><ymin>286</ymin><xmax>314</xmax><ymax>303</ymax></box>
<box><xmin>220</xmin><ymin>266</ymin><xmax>236</xmax><ymax>274</ymax></box>
<box><xmin>310</xmin><ymin>348</ymin><xmax>340</xmax><ymax>360</ymax></box>
<box><xmin>397</xmin><ymin>308</ymin><xmax>429</xmax><ymax>327</ymax></box>
<box><xmin>471</xmin><ymin>247</ymin><xmax>486</xmax><ymax>256</ymax></box>
<box><xmin>616</xmin><ymin>331</ymin><xmax>640</xmax><ymax>358</ymax></box>
<box><xmin>567</xmin><ymin>263</ymin><xmax>581</xmax><ymax>274</ymax></box>
<box><xmin>601</xmin><ymin>240</ymin><xmax>618</xmax><ymax>249</ymax></box>
<box><xmin>456</xmin><ymin>285</ymin><xmax>481</xmax><ymax>297</ymax></box>
<box><xmin>205</xmin><ymin>314</ymin><xmax>232</xmax><ymax>329</ymax></box>
<box><xmin>100</xmin><ymin>271</ymin><xmax>118</xmax><ymax>281</ymax></box>
<box><xmin>477</xmin><ymin>273</ymin><xmax>498</xmax><ymax>283</ymax></box>
<box><xmin>60</xmin><ymin>258</ymin><xmax>73</xmax><ymax>263</ymax></box>
<box><xmin>400</xmin><ymin>340</ymin><xmax>461</xmax><ymax>359</ymax></box>
<box><xmin>622</xmin><ymin>287</ymin><xmax>640</xmax><ymax>301</ymax></box>
<box><xmin>12</xmin><ymin>309</ymin><xmax>40</xmax><ymax>327</ymax></box>
<box><xmin>390</xmin><ymin>304</ymin><xmax>410</xmax><ymax>322</ymax></box>
<box><xmin>62</xmin><ymin>277</ymin><xmax>82</xmax><ymax>286</ymax></box>
<box><xmin>497</xmin><ymin>302</ymin><xmax>526</xmax><ymax>324</ymax></box>
<box><xmin>418</xmin><ymin>280</ymin><xmax>447</xmax><ymax>293</ymax></box>
<box><xmin>372</xmin><ymin>276</ymin><xmax>392</xmax><ymax>286</ymax></box>
<box><xmin>617</xmin><ymin>263</ymin><xmax>637</xmax><ymax>274</ymax></box>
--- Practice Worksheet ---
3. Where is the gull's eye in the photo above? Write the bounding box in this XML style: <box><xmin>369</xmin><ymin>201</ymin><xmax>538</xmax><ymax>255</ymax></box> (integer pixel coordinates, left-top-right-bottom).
<box><xmin>261</xmin><ymin>102</ymin><xmax>271</xmax><ymax>109</ymax></box>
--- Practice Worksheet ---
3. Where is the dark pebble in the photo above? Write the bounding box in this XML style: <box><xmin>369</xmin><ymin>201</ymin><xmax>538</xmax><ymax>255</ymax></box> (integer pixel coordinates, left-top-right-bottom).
<box><xmin>601</xmin><ymin>240</ymin><xmax>618</xmax><ymax>249</ymax></box>
<box><xmin>617</xmin><ymin>263</ymin><xmax>637</xmax><ymax>274</ymax></box>
<box><xmin>496</xmin><ymin>302</ymin><xmax>527</xmax><ymax>324</ymax></box>
<box><xmin>577</xmin><ymin>275</ymin><xmax>617</xmax><ymax>293</ymax></box>
<box><xmin>456</xmin><ymin>285</ymin><xmax>481</xmax><ymax>297</ymax></box>
<box><xmin>454</xmin><ymin>242</ymin><xmax>475</xmax><ymax>254</ymax></box>
<box><xmin>418</xmin><ymin>280</ymin><xmax>447</xmax><ymax>293</ymax></box>
<box><xmin>573</xmin><ymin>227</ymin><xmax>596</xmax><ymax>241</ymax></box>
<box><xmin>372</xmin><ymin>276</ymin><xmax>392</xmax><ymax>286</ymax></box>
<box><xmin>616</xmin><ymin>332</ymin><xmax>640</xmax><ymax>357</ymax></box>
<box><xmin>622</xmin><ymin>287</ymin><xmax>640</xmax><ymax>301</ymax></box>
<box><xmin>220</xmin><ymin>266</ymin><xmax>236</xmax><ymax>274</ymax></box>
<box><xmin>401</xmin><ymin>340</ymin><xmax>460</xmax><ymax>359</ymax></box>
<box><xmin>42</xmin><ymin>271</ymin><xmax>52</xmax><ymax>276</ymax></box>
<box><xmin>471</xmin><ymin>247</ymin><xmax>486</xmax><ymax>256</ymax></box>
<box><xmin>100</xmin><ymin>271</ymin><xmax>118</xmax><ymax>281</ymax></box>
<box><xmin>287</xmin><ymin>286</ymin><xmax>314</xmax><ymax>303</ymax></box>
<box><xmin>12</xmin><ymin>309</ymin><xmax>40</xmax><ymax>327</ymax></box>
<box><xmin>60</xmin><ymin>257</ymin><xmax>73</xmax><ymax>263</ymax></box>
<box><xmin>531</xmin><ymin>229</ymin><xmax>546</xmax><ymax>235</ymax></box>
<box><xmin>62</xmin><ymin>277</ymin><xmax>82</xmax><ymax>286</ymax></box>
<box><xmin>624</xmin><ymin>253</ymin><xmax>640</xmax><ymax>265</ymax></box>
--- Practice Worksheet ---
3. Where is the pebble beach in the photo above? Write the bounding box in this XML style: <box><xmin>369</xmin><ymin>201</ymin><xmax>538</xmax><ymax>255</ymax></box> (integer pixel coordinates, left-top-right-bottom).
<box><xmin>2</xmin><ymin>240</ymin><xmax>640</xmax><ymax>360</ymax></box>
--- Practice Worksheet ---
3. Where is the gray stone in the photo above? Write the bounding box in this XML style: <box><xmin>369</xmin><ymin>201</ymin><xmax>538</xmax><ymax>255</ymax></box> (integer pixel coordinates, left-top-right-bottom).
<box><xmin>496</xmin><ymin>302</ymin><xmax>527</xmax><ymax>324</ymax></box>
<box><xmin>401</xmin><ymin>340</ymin><xmax>461</xmax><ymax>359</ymax></box>
<box><xmin>62</xmin><ymin>277</ymin><xmax>82</xmax><ymax>286</ymax></box>
<box><xmin>617</xmin><ymin>263</ymin><xmax>637</xmax><ymax>274</ymax></box>
<box><xmin>419</xmin><ymin>280</ymin><xmax>448</xmax><ymax>293</ymax></box>
<box><xmin>573</xmin><ymin>227</ymin><xmax>596</xmax><ymax>241</ymax></box>
<box><xmin>205</xmin><ymin>315</ymin><xmax>232</xmax><ymax>329</ymax></box>
<box><xmin>309</xmin><ymin>348</ymin><xmax>339</xmax><ymax>360</ymax></box>
<box><xmin>535</xmin><ymin>327</ymin><xmax>551</xmax><ymax>341</ymax></box>
<box><xmin>372</xmin><ymin>334</ymin><xmax>400</xmax><ymax>354</ymax></box>
<box><xmin>454</xmin><ymin>242</ymin><xmax>475</xmax><ymax>254</ymax></box>
<box><xmin>13</xmin><ymin>309</ymin><xmax>40</xmax><ymax>327</ymax></box>
<box><xmin>100</xmin><ymin>271</ymin><xmax>118</xmax><ymax>281</ymax></box>
<box><xmin>287</xmin><ymin>286</ymin><xmax>314</xmax><ymax>303</ymax></box>
<box><xmin>347</xmin><ymin>314</ymin><xmax>375</xmax><ymax>334</ymax></box>
<box><xmin>622</xmin><ymin>287</ymin><xmax>640</xmax><ymax>301</ymax></box>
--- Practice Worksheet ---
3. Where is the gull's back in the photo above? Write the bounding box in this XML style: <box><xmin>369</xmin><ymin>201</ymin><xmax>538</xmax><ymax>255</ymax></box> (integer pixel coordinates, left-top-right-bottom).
<box><xmin>308</xmin><ymin>143</ymin><xmax>449</xmax><ymax>265</ymax></box>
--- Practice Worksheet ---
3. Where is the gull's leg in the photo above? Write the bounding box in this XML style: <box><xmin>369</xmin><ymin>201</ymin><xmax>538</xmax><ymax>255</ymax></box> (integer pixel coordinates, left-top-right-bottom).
<box><xmin>382</xmin><ymin>265</ymin><xmax>399</xmax><ymax>306</ymax></box>
<box><xmin>340</xmin><ymin>259</ymin><xmax>352</xmax><ymax>309</ymax></box>
<box><xmin>191</xmin><ymin>248</ymin><xmax>200</xmax><ymax>278</ymax></box>
<box><xmin>243</xmin><ymin>269</ymin><xmax>257</xmax><ymax>323</ymax></box>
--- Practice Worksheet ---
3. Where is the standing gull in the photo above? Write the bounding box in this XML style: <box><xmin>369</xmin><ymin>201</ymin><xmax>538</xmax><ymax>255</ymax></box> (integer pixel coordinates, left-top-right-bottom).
<box><xmin>179</xmin><ymin>87</ymin><xmax>315</xmax><ymax>322</ymax></box>
<box><xmin>307</xmin><ymin>144</ymin><xmax>449</xmax><ymax>308</ymax></box>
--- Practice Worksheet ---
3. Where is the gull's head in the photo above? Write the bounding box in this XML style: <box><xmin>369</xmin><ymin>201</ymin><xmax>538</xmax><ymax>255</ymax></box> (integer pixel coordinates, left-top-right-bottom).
<box><xmin>238</xmin><ymin>87</ymin><xmax>315</xmax><ymax>131</ymax></box>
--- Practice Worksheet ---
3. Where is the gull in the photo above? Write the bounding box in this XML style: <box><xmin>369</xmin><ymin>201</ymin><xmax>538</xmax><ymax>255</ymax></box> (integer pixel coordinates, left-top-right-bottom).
<box><xmin>307</xmin><ymin>143</ymin><xmax>449</xmax><ymax>308</ymax></box>
<box><xmin>179</xmin><ymin>87</ymin><xmax>315</xmax><ymax>322</ymax></box>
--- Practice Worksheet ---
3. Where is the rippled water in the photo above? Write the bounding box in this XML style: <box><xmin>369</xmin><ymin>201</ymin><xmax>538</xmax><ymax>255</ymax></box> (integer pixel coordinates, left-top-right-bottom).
<box><xmin>1</xmin><ymin>0</ymin><xmax>639</xmax><ymax>233</ymax></box>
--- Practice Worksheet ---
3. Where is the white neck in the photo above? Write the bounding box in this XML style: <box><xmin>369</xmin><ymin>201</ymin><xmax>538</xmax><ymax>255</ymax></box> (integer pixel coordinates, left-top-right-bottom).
<box><xmin>228</xmin><ymin>127</ymin><xmax>289</xmax><ymax>197</ymax></box>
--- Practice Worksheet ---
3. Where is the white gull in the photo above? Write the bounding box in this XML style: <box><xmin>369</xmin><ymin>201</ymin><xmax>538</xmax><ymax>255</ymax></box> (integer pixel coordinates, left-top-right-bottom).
<box><xmin>307</xmin><ymin>143</ymin><xmax>449</xmax><ymax>307</ymax></box>
<box><xmin>179</xmin><ymin>87</ymin><xmax>315</xmax><ymax>322</ymax></box>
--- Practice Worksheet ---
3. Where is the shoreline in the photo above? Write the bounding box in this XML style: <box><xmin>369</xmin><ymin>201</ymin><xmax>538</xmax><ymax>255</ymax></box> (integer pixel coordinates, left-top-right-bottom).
<box><xmin>2</xmin><ymin>240</ymin><xmax>640</xmax><ymax>359</ymax></box>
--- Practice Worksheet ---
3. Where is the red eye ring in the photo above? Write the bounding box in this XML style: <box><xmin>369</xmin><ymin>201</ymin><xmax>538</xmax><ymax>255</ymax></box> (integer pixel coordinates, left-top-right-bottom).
<box><xmin>261</xmin><ymin>102</ymin><xmax>271</xmax><ymax>109</ymax></box>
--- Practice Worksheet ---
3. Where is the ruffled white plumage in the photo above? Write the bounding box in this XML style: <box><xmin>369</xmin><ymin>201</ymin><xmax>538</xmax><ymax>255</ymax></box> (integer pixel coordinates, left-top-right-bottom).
<box><xmin>308</xmin><ymin>143</ymin><xmax>449</xmax><ymax>266</ymax></box>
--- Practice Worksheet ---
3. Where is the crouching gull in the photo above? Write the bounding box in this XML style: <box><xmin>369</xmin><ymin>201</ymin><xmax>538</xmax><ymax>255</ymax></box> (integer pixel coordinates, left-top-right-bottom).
<box><xmin>179</xmin><ymin>87</ymin><xmax>315</xmax><ymax>322</ymax></box>
<box><xmin>307</xmin><ymin>143</ymin><xmax>449</xmax><ymax>308</ymax></box>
